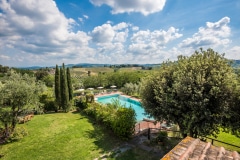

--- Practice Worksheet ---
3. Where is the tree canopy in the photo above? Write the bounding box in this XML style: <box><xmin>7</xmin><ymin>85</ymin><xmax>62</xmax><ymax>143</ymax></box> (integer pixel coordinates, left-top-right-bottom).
<box><xmin>141</xmin><ymin>48</ymin><xmax>239</xmax><ymax>138</ymax></box>
<box><xmin>0</xmin><ymin>72</ymin><xmax>46</xmax><ymax>136</ymax></box>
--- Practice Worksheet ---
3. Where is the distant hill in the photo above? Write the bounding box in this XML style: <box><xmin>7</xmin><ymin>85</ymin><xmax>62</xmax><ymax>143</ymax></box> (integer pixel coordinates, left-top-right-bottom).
<box><xmin>17</xmin><ymin>63</ymin><xmax>160</xmax><ymax>70</ymax></box>
<box><xmin>15</xmin><ymin>60</ymin><xmax>240</xmax><ymax>70</ymax></box>
<box><xmin>232</xmin><ymin>60</ymin><xmax>240</xmax><ymax>68</ymax></box>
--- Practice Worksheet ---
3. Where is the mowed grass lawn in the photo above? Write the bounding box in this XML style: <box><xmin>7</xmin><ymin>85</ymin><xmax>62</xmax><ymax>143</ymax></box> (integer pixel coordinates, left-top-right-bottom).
<box><xmin>0</xmin><ymin>112</ymin><xmax>122</xmax><ymax>160</ymax></box>
<box><xmin>207</xmin><ymin>130</ymin><xmax>240</xmax><ymax>153</ymax></box>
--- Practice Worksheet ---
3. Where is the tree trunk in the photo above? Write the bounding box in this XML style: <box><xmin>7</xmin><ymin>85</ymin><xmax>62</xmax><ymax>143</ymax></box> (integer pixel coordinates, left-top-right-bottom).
<box><xmin>11</xmin><ymin>110</ymin><xmax>18</xmax><ymax>131</ymax></box>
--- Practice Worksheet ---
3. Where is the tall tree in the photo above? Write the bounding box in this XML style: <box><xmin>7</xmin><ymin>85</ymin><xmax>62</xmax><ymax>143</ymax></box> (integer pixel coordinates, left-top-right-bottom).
<box><xmin>141</xmin><ymin>48</ymin><xmax>238</xmax><ymax>138</ymax></box>
<box><xmin>54</xmin><ymin>65</ymin><xmax>61</xmax><ymax>109</ymax></box>
<box><xmin>66</xmin><ymin>67</ymin><xmax>73</xmax><ymax>101</ymax></box>
<box><xmin>60</xmin><ymin>63</ymin><xmax>69</xmax><ymax>112</ymax></box>
<box><xmin>0</xmin><ymin>72</ymin><xmax>45</xmax><ymax>136</ymax></box>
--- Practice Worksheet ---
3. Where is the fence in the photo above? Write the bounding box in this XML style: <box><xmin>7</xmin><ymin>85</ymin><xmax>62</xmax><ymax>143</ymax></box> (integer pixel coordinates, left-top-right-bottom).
<box><xmin>134</xmin><ymin>122</ymin><xmax>240</xmax><ymax>152</ymax></box>
<box><xmin>205</xmin><ymin>137</ymin><xmax>240</xmax><ymax>152</ymax></box>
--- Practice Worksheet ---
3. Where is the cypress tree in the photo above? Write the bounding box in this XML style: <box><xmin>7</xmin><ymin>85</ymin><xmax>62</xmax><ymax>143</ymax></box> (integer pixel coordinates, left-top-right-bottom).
<box><xmin>60</xmin><ymin>67</ymin><xmax>64</xmax><ymax>110</ymax></box>
<box><xmin>54</xmin><ymin>65</ymin><xmax>61</xmax><ymax>110</ymax></box>
<box><xmin>60</xmin><ymin>63</ymin><xmax>69</xmax><ymax>112</ymax></box>
<box><xmin>66</xmin><ymin>67</ymin><xmax>73</xmax><ymax>100</ymax></box>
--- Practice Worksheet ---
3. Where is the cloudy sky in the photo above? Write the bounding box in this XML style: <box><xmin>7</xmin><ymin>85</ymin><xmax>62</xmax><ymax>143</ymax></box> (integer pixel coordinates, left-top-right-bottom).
<box><xmin>0</xmin><ymin>0</ymin><xmax>240</xmax><ymax>67</ymax></box>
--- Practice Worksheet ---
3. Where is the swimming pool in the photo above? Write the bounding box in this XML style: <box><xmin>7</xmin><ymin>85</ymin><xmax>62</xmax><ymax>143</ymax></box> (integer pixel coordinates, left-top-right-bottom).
<box><xmin>96</xmin><ymin>94</ymin><xmax>151</xmax><ymax>121</ymax></box>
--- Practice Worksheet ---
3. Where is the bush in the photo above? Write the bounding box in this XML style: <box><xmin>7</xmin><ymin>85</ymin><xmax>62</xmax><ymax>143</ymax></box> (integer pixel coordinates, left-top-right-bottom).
<box><xmin>156</xmin><ymin>131</ymin><xmax>168</xmax><ymax>143</ymax></box>
<box><xmin>9</xmin><ymin>126</ymin><xmax>28</xmax><ymax>142</ymax></box>
<box><xmin>44</xmin><ymin>100</ymin><xmax>58</xmax><ymax>112</ymax></box>
<box><xmin>112</xmin><ymin>107</ymin><xmax>136</xmax><ymax>140</ymax></box>
<box><xmin>83</xmin><ymin>102</ymin><xmax>136</xmax><ymax>140</ymax></box>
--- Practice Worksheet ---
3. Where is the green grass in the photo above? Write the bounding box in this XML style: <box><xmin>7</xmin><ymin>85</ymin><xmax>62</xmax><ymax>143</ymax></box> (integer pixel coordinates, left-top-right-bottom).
<box><xmin>206</xmin><ymin>130</ymin><xmax>240</xmax><ymax>153</ymax></box>
<box><xmin>0</xmin><ymin>112</ymin><xmax>122</xmax><ymax>160</ymax></box>
<box><xmin>0</xmin><ymin>112</ymin><xmax>163</xmax><ymax>160</ymax></box>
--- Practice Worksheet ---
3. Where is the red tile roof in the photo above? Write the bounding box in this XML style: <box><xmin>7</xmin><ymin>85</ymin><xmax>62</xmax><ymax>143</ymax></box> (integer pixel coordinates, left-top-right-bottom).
<box><xmin>161</xmin><ymin>136</ymin><xmax>240</xmax><ymax>160</ymax></box>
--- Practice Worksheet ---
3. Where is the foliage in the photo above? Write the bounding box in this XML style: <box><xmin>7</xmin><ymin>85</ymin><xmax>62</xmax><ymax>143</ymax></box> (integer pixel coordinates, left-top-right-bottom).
<box><xmin>42</xmin><ymin>74</ymin><xmax>54</xmax><ymax>87</ymax></box>
<box><xmin>0</xmin><ymin>65</ymin><xmax>10</xmax><ymax>73</ymax></box>
<box><xmin>82</xmin><ymin>70</ymin><xmax>147</xmax><ymax>89</ymax></box>
<box><xmin>54</xmin><ymin>64</ymin><xmax>61</xmax><ymax>109</ymax></box>
<box><xmin>0</xmin><ymin>72</ymin><xmax>45</xmax><ymax>138</ymax></box>
<box><xmin>35</xmin><ymin>69</ymin><xmax>49</xmax><ymax>81</ymax></box>
<box><xmin>66</xmin><ymin>68</ymin><xmax>73</xmax><ymax>100</ymax></box>
<box><xmin>83</xmin><ymin>100</ymin><xmax>136</xmax><ymax>140</ymax></box>
<box><xmin>40</xmin><ymin>95</ymin><xmax>57</xmax><ymax>112</ymax></box>
<box><xmin>39</xmin><ymin>87</ymin><xmax>57</xmax><ymax>112</ymax></box>
<box><xmin>86</xmin><ymin>93</ymin><xmax>95</xmax><ymax>103</ymax></box>
<box><xmin>156</xmin><ymin>131</ymin><xmax>168</xmax><ymax>143</ymax></box>
<box><xmin>121</xmin><ymin>82</ymin><xmax>140</xmax><ymax>96</ymax></box>
<box><xmin>60</xmin><ymin>63</ymin><xmax>69</xmax><ymax>112</ymax></box>
<box><xmin>141</xmin><ymin>48</ymin><xmax>238</xmax><ymax>138</ymax></box>
<box><xmin>112</xmin><ymin>107</ymin><xmax>136</xmax><ymax>140</ymax></box>
<box><xmin>74</xmin><ymin>96</ymin><xmax>87</xmax><ymax>110</ymax></box>
<box><xmin>11</xmin><ymin>68</ymin><xmax>34</xmax><ymax>76</ymax></box>
<box><xmin>8</xmin><ymin>126</ymin><xmax>28</xmax><ymax>142</ymax></box>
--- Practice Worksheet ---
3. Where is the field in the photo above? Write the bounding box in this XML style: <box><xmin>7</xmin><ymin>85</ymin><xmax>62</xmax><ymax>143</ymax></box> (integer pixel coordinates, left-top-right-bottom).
<box><xmin>0</xmin><ymin>112</ymin><xmax>159</xmax><ymax>160</ymax></box>
<box><xmin>71</xmin><ymin>67</ymin><xmax>114</xmax><ymax>76</ymax></box>
<box><xmin>70</xmin><ymin>67</ymin><xmax>148</xmax><ymax>77</ymax></box>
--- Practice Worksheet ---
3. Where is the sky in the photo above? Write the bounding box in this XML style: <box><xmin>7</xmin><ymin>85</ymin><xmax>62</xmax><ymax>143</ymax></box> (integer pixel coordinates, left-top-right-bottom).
<box><xmin>0</xmin><ymin>0</ymin><xmax>240</xmax><ymax>67</ymax></box>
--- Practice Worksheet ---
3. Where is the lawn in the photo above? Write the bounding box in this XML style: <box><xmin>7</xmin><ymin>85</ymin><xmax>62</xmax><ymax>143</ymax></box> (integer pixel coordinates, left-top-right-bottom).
<box><xmin>206</xmin><ymin>130</ymin><xmax>240</xmax><ymax>153</ymax></box>
<box><xmin>0</xmin><ymin>112</ymin><xmax>122</xmax><ymax>160</ymax></box>
<box><xmin>0</xmin><ymin>112</ymin><xmax>160</xmax><ymax>160</ymax></box>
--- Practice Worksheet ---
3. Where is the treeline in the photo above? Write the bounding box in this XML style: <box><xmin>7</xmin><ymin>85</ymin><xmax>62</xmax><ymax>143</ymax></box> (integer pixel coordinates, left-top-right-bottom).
<box><xmin>72</xmin><ymin>64</ymin><xmax>156</xmax><ymax>70</ymax></box>
<box><xmin>81</xmin><ymin>71</ymin><xmax>147</xmax><ymax>89</ymax></box>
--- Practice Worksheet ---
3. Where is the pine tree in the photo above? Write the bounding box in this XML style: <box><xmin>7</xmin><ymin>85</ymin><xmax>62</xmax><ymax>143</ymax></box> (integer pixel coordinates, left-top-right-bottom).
<box><xmin>66</xmin><ymin>67</ymin><xmax>73</xmax><ymax>100</ymax></box>
<box><xmin>54</xmin><ymin>64</ymin><xmax>61</xmax><ymax>110</ymax></box>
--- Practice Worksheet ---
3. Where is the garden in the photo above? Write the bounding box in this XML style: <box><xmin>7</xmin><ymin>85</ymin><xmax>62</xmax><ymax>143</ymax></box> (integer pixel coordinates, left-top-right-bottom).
<box><xmin>1</xmin><ymin>48</ymin><xmax>240</xmax><ymax>159</ymax></box>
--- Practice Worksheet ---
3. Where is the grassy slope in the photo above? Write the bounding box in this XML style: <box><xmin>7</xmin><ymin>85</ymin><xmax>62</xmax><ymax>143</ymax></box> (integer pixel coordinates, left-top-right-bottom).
<box><xmin>0</xmin><ymin>112</ymin><xmax>121</xmax><ymax>160</ymax></box>
<box><xmin>207</xmin><ymin>130</ymin><xmax>240</xmax><ymax>152</ymax></box>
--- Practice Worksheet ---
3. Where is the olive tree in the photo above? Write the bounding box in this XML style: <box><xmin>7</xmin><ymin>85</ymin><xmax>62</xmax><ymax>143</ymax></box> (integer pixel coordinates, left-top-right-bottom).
<box><xmin>0</xmin><ymin>72</ymin><xmax>46</xmax><ymax>137</ymax></box>
<box><xmin>141</xmin><ymin>48</ymin><xmax>238</xmax><ymax>138</ymax></box>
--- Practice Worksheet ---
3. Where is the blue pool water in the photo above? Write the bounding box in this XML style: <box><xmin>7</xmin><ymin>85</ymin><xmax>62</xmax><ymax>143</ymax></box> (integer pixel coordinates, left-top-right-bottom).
<box><xmin>96</xmin><ymin>94</ymin><xmax>151</xmax><ymax>121</ymax></box>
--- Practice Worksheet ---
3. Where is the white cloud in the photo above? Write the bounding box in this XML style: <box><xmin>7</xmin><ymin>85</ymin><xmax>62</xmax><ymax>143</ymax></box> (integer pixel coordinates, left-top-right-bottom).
<box><xmin>129</xmin><ymin>27</ymin><xmax>182</xmax><ymax>53</ymax></box>
<box><xmin>78</xmin><ymin>15</ymin><xmax>89</xmax><ymax>23</ymax></box>
<box><xmin>0</xmin><ymin>0</ymin><xmax>93</xmax><ymax>66</ymax></box>
<box><xmin>91</xmin><ymin>24</ymin><xmax>115</xmax><ymax>44</ymax></box>
<box><xmin>0</xmin><ymin>54</ymin><xmax>10</xmax><ymax>60</ymax></box>
<box><xmin>91</xmin><ymin>22</ymin><xmax>129</xmax><ymax>44</ymax></box>
<box><xmin>78</xmin><ymin>17</ymin><xmax>83</xmax><ymax>22</ymax></box>
<box><xmin>132</xmin><ymin>26</ymin><xmax>139</xmax><ymax>31</ymax></box>
<box><xmin>224</xmin><ymin>46</ymin><xmax>240</xmax><ymax>60</ymax></box>
<box><xmin>90</xmin><ymin>0</ymin><xmax>166</xmax><ymax>16</ymax></box>
<box><xmin>179</xmin><ymin>17</ymin><xmax>231</xmax><ymax>49</ymax></box>
<box><xmin>83</xmin><ymin>15</ymin><xmax>89</xmax><ymax>19</ymax></box>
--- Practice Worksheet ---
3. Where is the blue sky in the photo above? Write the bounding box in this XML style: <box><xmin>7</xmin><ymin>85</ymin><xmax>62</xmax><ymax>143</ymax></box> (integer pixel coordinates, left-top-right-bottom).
<box><xmin>0</xmin><ymin>0</ymin><xmax>240</xmax><ymax>67</ymax></box>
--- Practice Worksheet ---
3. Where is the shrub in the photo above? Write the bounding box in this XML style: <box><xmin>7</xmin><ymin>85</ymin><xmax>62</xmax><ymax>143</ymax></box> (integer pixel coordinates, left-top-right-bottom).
<box><xmin>156</xmin><ymin>131</ymin><xmax>168</xmax><ymax>143</ymax></box>
<box><xmin>112</xmin><ymin>107</ymin><xmax>136</xmax><ymax>140</ymax></box>
<box><xmin>9</xmin><ymin>126</ymin><xmax>28</xmax><ymax>142</ymax></box>
<box><xmin>44</xmin><ymin>99</ymin><xmax>58</xmax><ymax>112</ymax></box>
<box><xmin>75</xmin><ymin>97</ymin><xmax>87</xmax><ymax>111</ymax></box>
<box><xmin>86</xmin><ymin>94</ymin><xmax>94</xmax><ymax>103</ymax></box>
<box><xmin>83</xmin><ymin>101</ymin><xmax>136</xmax><ymax>140</ymax></box>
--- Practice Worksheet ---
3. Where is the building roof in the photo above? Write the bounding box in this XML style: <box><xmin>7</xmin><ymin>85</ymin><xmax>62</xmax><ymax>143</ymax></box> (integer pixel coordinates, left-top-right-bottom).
<box><xmin>161</xmin><ymin>136</ymin><xmax>240</xmax><ymax>160</ymax></box>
